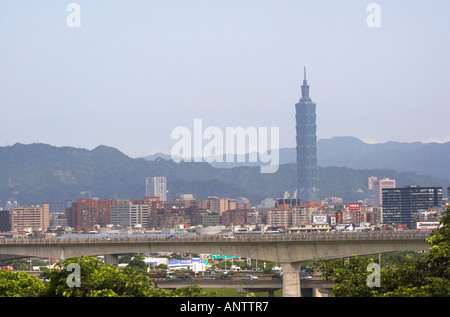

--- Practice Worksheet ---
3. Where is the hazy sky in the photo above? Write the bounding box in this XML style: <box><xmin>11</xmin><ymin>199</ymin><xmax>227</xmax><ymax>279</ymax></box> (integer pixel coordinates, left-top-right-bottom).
<box><xmin>1</xmin><ymin>0</ymin><xmax>449</xmax><ymax>158</ymax></box>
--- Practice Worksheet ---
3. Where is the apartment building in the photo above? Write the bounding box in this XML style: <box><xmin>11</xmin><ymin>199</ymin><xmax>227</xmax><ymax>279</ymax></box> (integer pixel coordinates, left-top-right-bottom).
<box><xmin>220</xmin><ymin>209</ymin><xmax>258</xmax><ymax>227</ymax></box>
<box><xmin>267</xmin><ymin>205</ymin><xmax>291</xmax><ymax>229</ymax></box>
<box><xmin>110</xmin><ymin>199</ymin><xmax>150</xmax><ymax>228</ymax></box>
<box><xmin>145</xmin><ymin>177</ymin><xmax>167</xmax><ymax>201</ymax></box>
<box><xmin>10</xmin><ymin>203</ymin><xmax>50</xmax><ymax>232</ymax></box>
<box><xmin>147</xmin><ymin>209</ymin><xmax>191</xmax><ymax>230</ymax></box>
<box><xmin>66</xmin><ymin>198</ymin><xmax>115</xmax><ymax>229</ymax></box>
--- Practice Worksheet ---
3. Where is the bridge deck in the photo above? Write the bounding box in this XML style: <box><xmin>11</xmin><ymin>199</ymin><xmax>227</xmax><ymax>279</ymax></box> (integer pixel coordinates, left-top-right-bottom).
<box><xmin>0</xmin><ymin>231</ymin><xmax>431</xmax><ymax>245</ymax></box>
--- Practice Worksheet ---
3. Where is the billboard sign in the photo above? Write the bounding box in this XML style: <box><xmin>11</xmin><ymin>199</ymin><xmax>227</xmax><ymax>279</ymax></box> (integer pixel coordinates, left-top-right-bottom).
<box><xmin>416</xmin><ymin>222</ymin><xmax>440</xmax><ymax>230</ymax></box>
<box><xmin>312</xmin><ymin>215</ymin><xmax>328</xmax><ymax>225</ymax></box>
<box><xmin>330</xmin><ymin>216</ymin><xmax>336</xmax><ymax>225</ymax></box>
<box><xmin>336</xmin><ymin>212</ymin><xmax>342</xmax><ymax>224</ymax></box>
<box><xmin>348</xmin><ymin>203</ymin><xmax>360</xmax><ymax>211</ymax></box>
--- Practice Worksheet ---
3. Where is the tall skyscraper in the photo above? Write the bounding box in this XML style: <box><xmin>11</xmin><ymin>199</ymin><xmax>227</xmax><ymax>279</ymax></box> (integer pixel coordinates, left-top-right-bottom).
<box><xmin>295</xmin><ymin>67</ymin><xmax>319</xmax><ymax>201</ymax></box>
<box><xmin>146</xmin><ymin>176</ymin><xmax>167</xmax><ymax>201</ymax></box>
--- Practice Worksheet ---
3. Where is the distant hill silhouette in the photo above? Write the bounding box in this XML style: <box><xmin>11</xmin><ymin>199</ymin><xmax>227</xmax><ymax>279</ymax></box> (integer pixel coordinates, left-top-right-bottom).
<box><xmin>144</xmin><ymin>136</ymin><xmax>450</xmax><ymax>181</ymax></box>
<box><xmin>0</xmin><ymin>140</ymin><xmax>448</xmax><ymax>207</ymax></box>
<box><xmin>317</xmin><ymin>136</ymin><xmax>450</xmax><ymax>181</ymax></box>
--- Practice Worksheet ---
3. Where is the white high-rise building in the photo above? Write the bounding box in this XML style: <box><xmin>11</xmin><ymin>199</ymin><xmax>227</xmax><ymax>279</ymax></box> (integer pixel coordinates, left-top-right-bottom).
<box><xmin>110</xmin><ymin>199</ymin><xmax>149</xmax><ymax>228</ymax></box>
<box><xmin>146</xmin><ymin>176</ymin><xmax>167</xmax><ymax>201</ymax></box>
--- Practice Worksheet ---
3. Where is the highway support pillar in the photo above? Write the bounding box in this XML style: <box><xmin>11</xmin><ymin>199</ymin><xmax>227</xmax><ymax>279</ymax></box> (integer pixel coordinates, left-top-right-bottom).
<box><xmin>104</xmin><ymin>254</ymin><xmax>119</xmax><ymax>265</ymax></box>
<box><xmin>313</xmin><ymin>288</ymin><xmax>325</xmax><ymax>297</ymax></box>
<box><xmin>281</xmin><ymin>262</ymin><xmax>302</xmax><ymax>297</ymax></box>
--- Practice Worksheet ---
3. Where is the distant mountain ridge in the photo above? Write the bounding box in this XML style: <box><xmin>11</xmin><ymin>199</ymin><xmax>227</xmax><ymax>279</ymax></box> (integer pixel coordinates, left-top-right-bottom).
<box><xmin>317</xmin><ymin>136</ymin><xmax>450</xmax><ymax>181</ymax></box>
<box><xmin>143</xmin><ymin>136</ymin><xmax>450</xmax><ymax>181</ymax></box>
<box><xmin>0</xmin><ymin>139</ymin><xmax>448</xmax><ymax>207</ymax></box>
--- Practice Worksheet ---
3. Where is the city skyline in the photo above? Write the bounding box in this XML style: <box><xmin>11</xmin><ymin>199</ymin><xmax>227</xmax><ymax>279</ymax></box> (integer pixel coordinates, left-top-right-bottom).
<box><xmin>1</xmin><ymin>1</ymin><xmax>449</xmax><ymax>158</ymax></box>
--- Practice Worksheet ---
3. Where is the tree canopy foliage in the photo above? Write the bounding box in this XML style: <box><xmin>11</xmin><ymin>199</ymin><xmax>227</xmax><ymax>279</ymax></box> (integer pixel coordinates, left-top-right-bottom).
<box><xmin>0</xmin><ymin>256</ymin><xmax>207</xmax><ymax>297</ymax></box>
<box><xmin>0</xmin><ymin>271</ymin><xmax>45</xmax><ymax>297</ymax></box>
<box><xmin>314</xmin><ymin>206</ymin><xmax>450</xmax><ymax>297</ymax></box>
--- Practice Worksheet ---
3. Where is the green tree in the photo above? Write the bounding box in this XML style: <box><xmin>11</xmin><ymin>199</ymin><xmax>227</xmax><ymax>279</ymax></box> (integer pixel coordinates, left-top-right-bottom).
<box><xmin>315</xmin><ymin>206</ymin><xmax>450</xmax><ymax>297</ymax></box>
<box><xmin>378</xmin><ymin>207</ymin><xmax>450</xmax><ymax>297</ymax></box>
<box><xmin>314</xmin><ymin>255</ymin><xmax>375</xmax><ymax>297</ymax></box>
<box><xmin>425</xmin><ymin>207</ymin><xmax>450</xmax><ymax>280</ymax></box>
<box><xmin>0</xmin><ymin>271</ymin><xmax>45</xmax><ymax>297</ymax></box>
<box><xmin>40</xmin><ymin>256</ymin><xmax>168</xmax><ymax>297</ymax></box>
<box><xmin>40</xmin><ymin>256</ymin><xmax>208</xmax><ymax>297</ymax></box>
<box><xmin>171</xmin><ymin>285</ymin><xmax>208</xmax><ymax>297</ymax></box>
<box><xmin>127</xmin><ymin>254</ymin><xmax>148</xmax><ymax>275</ymax></box>
<box><xmin>156</xmin><ymin>263</ymin><xmax>168</xmax><ymax>270</ymax></box>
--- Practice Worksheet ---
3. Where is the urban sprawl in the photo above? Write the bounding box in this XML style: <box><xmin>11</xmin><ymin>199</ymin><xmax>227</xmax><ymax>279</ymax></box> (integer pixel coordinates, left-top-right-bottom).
<box><xmin>1</xmin><ymin>176</ymin><xmax>447</xmax><ymax>240</ymax></box>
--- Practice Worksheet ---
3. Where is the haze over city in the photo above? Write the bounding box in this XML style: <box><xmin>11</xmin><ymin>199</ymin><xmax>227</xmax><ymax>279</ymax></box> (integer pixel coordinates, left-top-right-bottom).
<box><xmin>1</xmin><ymin>0</ymin><xmax>449</xmax><ymax>158</ymax></box>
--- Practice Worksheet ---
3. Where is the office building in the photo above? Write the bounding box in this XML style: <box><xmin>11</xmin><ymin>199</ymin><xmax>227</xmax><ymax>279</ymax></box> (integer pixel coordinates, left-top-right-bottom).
<box><xmin>0</xmin><ymin>209</ymin><xmax>11</xmax><ymax>232</ymax></box>
<box><xmin>110</xmin><ymin>199</ymin><xmax>150</xmax><ymax>228</ymax></box>
<box><xmin>382</xmin><ymin>186</ymin><xmax>443</xmax><ymax>228</ymax></box>
<box><xmin>10</xmin><ymin>203</ymin><xmax>50</xmax><ymax>232</ymax></box>
<box><xmin>373</xmin><ymin>177</ymin><xmax>396</xmax><ymax>206</ymax></box>
<box><xmin>368</xmin><ymin>176</ymin><xmax>377</xmax><ymax>190</ymax></box>
<box><xmin>49</xmin><ymin>213</ymin><xmax>68</xmax><ymax>228</ymax></box>
<box><xmin>295</xmin><ymin>67</ymin><xmax>319</xmax><ymax>201</ymax></box>
<box><xmin>188</xmin><ymin>197</ymin><xmax>236</xmax><ymax>214</ymax></box>
<box><xmin>191</xmin><ymin>211</ymin><xmax>220</xmax><ymax>227</ymax></box>
<box><xmin>208</xmin><ymin>197</ymin><xmax>232</xmax><ymax>214</ymax></box>
<box><xmin>276</xmin><ymin>198</ymin><xmax>301</xmax><ymax>207</ymax></box>
<box><xmin>257</xmin><ymin>198</ymin><xmax>276</xmax><ymax>212</ymax></box>
<box><xmin>146</xmin><ymin>177</ymin><xmax>167</xmax><ymax>201</ymax></box>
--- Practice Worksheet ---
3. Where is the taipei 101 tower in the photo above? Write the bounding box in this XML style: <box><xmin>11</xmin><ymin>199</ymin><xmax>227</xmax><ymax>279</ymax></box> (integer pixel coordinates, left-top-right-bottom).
<box><xmin>295</xmin><ymin>67</ymin><xmax>319</xmax><ymax>201</ymax></box>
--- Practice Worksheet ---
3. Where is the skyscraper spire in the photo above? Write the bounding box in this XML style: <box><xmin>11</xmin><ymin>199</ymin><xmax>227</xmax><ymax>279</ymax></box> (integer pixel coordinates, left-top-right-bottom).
<box><xmin>301</xmin><ymin>66</ymin><xmax>310</xmax><ymax>100</ymax></box>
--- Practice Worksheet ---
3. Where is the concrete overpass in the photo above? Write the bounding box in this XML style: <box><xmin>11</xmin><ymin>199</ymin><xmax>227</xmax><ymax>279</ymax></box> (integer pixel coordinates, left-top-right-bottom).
<box><xmin>0</xmin><ymin>231</ymin><xmax>430</xmax><ymax>297</ymax></box>
<box><xmin>152</xmin><ymin>277</ymin><xmax>334</xmax><ymax>297</ymax></box>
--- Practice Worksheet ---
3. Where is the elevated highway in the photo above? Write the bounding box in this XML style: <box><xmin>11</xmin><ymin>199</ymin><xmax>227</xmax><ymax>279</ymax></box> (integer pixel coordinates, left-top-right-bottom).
<box><xmin>0</xmin><ymin>231</ymin><xmax>430</xmax><ymax>297</ymax></box>
<box><xmin>152</xmin><ymin>277</ymin><xmax>334</xmax><ymax>297</ymax></box>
